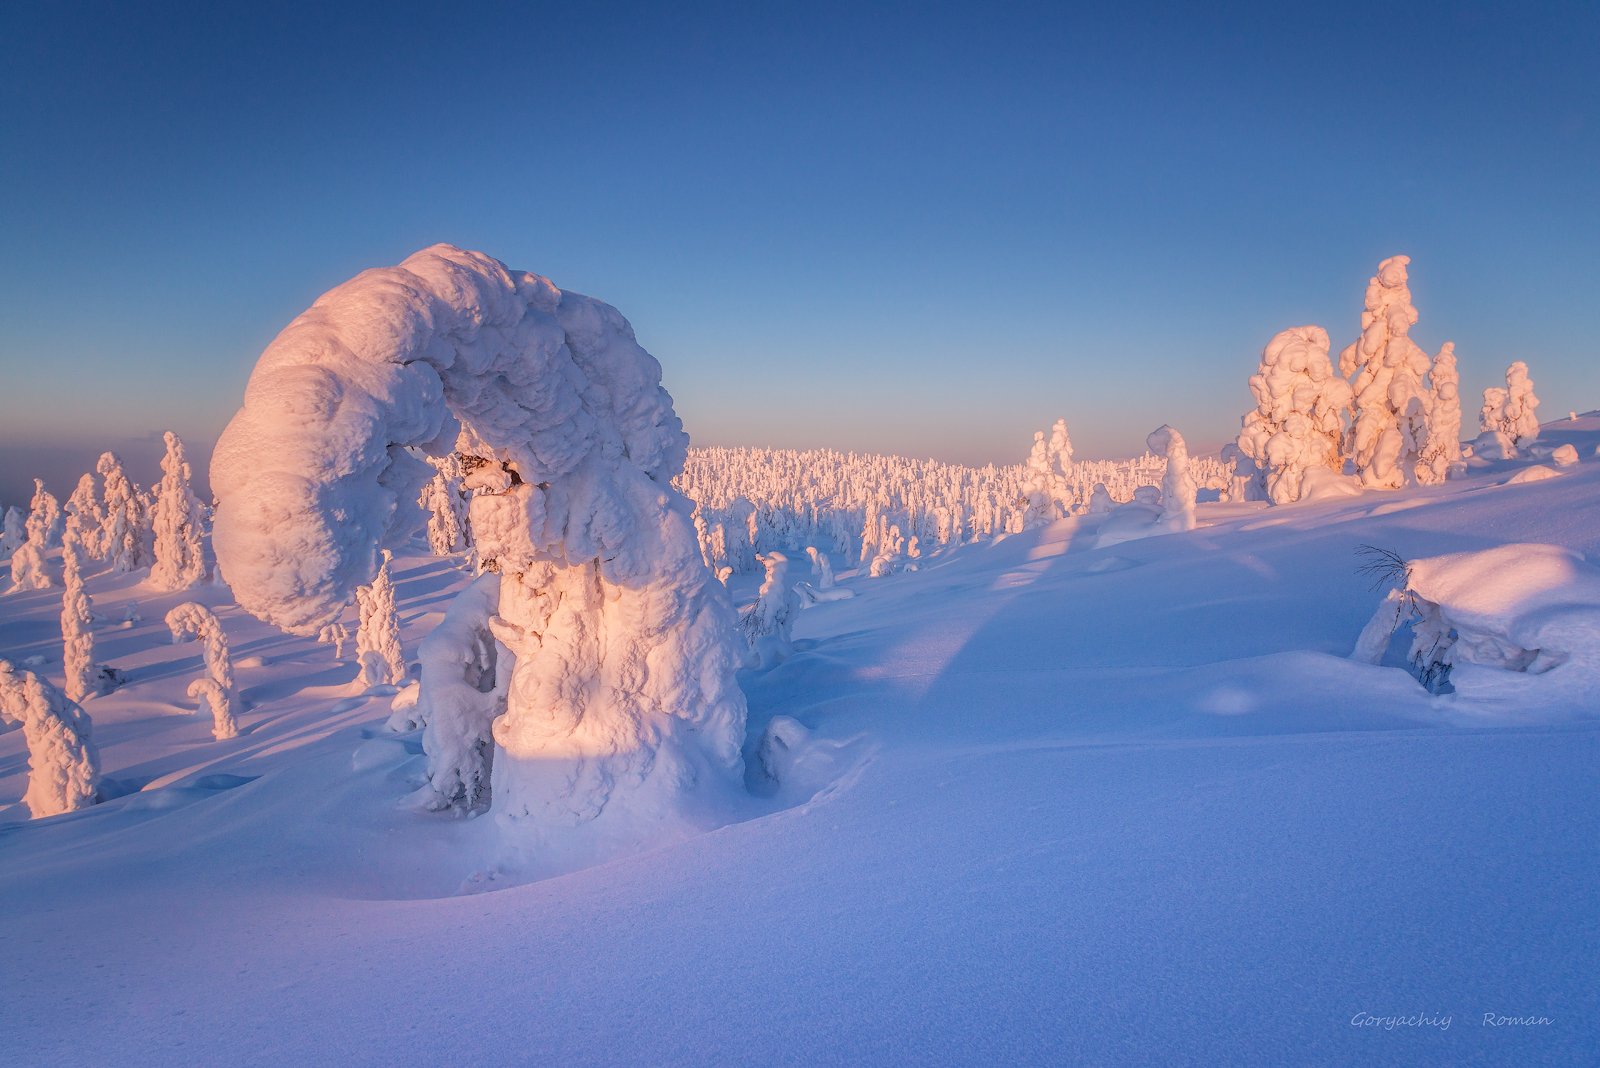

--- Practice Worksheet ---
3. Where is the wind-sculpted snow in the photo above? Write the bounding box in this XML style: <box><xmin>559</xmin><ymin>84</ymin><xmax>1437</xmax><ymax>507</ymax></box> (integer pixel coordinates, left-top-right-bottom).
<box><xmin>211</xmin><ymin>245</ymin><xmax>746</xmax><ymax>863</ymax></box>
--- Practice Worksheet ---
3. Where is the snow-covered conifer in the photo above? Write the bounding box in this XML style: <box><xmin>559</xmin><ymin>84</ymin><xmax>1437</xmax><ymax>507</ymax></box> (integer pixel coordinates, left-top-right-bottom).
<box><xmin>98</xmin><ymin>452</ymin><xmax>149</xmax><ymax>572</ymax></box>
<box><xmin>1088</xmin><ymin>483</ymin><xmax>1114</xmax><ymax>513</ymax></box>
<box><xmin>212</xmin><ymin>245</ymin><xmax>749</xmax><ymax>846</ymax></box>
<box><xmin>805</xmin><ymin>545</ymin><xmax>835</xmax><ymax>588</ymax></box>
<box><xmin>420</xmin><ymin>454</ymin><xmax>470</xmax><ymax>556</ymax></box>
<box><xmin>354</xmin><ymin>549</ymin><xmax>406</xmax><ymax>688</ymax></box>
<box><xmin>60</xmin><ymin>521</ymin><xmax>98</xmax><ymax>702</ymax></box>
<box><xmin>1022</xmin><ymin>430</ymin><xmax>1056</xmax><ymax>527</ymax></box>
<box><xmin>165</xmin><ymin>602</ymin><xmax>237</xmax><ymax>740</ymax></box>
<box><xmin>0</xmin><ymin>658</ymin><xmax>100</xmax><ymax>817</ymax></box>
<box><xmin>65</xmin><ymin>473</ymin><xmax>105</xmax><ymax>558</ymax></box>
<box><xmin>1500</xmin><ymin>361</ymin><xmax>1541</xmax><ymax>447</ymax></box>
<box><xmin>9</xmin><ymin>480</ymin><xmax>58</xmax><ymax>591</ymax></box>
<box><xmin>1</xmin><ymin>505</ymin><xmax>24</xmax><ymax>558</ymax></box>
<box><xmin>1238</xmin><ymin>326</ymin><xmax>1352</xmax><ymax>503</ymax></box>
<box><xmin>150</xmin><ymin>431</ymin><xmax>208</xmax><ymax>590</ymax></box>
<box><xmin>1418</xmin><ymin>342</ymin><xmax>1462</xmax><ymax>484</ymax></box>
<box><xmin>1338</xmin><ymin>256</ymin><xmax>1435</xmax><ymax>488</ymax></box>
<box><xmin>740</xmin><ymin>551</ymin><xmax>800</xmax><ymax>658</ymax></box>
<box><xmin>318</xmin><ymin>622</ymin><xmax>349</xmax><ymax>660</ymax></box>
<box><xmin>1146</xmin><ymin>425</ymin><xmax>1197</xmax><ymax>532</ymax></box>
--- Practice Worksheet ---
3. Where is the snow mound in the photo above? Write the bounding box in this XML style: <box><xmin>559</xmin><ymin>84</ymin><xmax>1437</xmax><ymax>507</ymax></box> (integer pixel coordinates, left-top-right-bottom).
<box><xmin>1504</xmin><ymin>465</ymin><xmax>1561</xmax><ymax>485</ymax></box>
<box><xmin>1552</xmin><ymin>444</ymin><xmax>1580</xmax><ymax>467</ymax></box>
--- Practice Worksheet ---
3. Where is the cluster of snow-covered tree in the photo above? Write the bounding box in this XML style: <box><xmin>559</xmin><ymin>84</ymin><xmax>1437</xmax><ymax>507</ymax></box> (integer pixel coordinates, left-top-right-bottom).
<box><xmin>1233</xmin><ymin>255</ymin><xmax>1545</xmax><ymax>505</ymax></box>
<box><xmin>674</xmin><ymin>439</ymin><xmax>1230</xmax><ymax>576</ymax></box>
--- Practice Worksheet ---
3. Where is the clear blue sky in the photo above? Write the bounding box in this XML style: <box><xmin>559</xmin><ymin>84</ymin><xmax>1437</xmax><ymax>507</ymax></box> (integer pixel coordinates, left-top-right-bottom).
<box><xmin>2</xmin><ymin>0</ymin><xmax>1597</xmax><ymax>503</ymax></box>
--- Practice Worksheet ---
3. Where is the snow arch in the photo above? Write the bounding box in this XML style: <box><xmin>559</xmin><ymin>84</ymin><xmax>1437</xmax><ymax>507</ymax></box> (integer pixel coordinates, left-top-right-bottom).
<box><xmin>211</xmin><ymin>245</ymin><xmax>747</xmax><ymax>859</ymax></box>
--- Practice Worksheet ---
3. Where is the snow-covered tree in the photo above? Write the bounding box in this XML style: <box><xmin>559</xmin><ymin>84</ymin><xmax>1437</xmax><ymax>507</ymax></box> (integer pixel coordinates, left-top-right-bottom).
<box><xmin>1</xmin><ymin>505</ymin><xmax>24</xmax><ymax>558</ymax></box>
<box><xmin>60</xmin><ymin>520</ymin><xmax>98</xmax><ymax>702</ymax></box>
<box><xmin>1238</xmin><ymin>325</ymin><xmax>1353</xmax><ymax>504</ymax></box>
<box><xmin>165</xmin><ymin>602</ymin><xmax>237</xmax><ymax>740</ymax></box>
<box><xmin>1480</xmin><ymin>386</ymin><xmax>1508</xmax><ymax>437</ymax></box>
<box><xmin>805</xmin><ymin>545</ymin><xmax>835</xmax><ymax>588</ymax></box>
<box><xmin>98</xmin><ymin>452</ymin><xmax>149</xmax><ymax>572</ymax></box>
<box><xmin>318</xmin><ymin>622</ymin><xmax>349</xmax><ymax>660</ymax></box>
<box><xmin>354</xmin><ymin>549</ymin><xmax>406</xmax><ymax>688</ymax></box>
<box><xmin>1418</xmin><ymin>342</ymin><xmax>1462</xmax><ymax>484</ymax></box>
<box><xmin>0</xmin><ymin>658</ymin><xmax>100</xmax><ymax>817</ymax></box>
<box><xmin>1146</xmin><ymin>425</ymin><xmax>1197</xmax><ymax>532</ymax></box>
<box><xmin>1500</xmin><ymin>361</ymin><xmax>1541</xmax><ymax>447</ymax></box>
<box><xmin>64</xmin><ymin>473</ymin><xmax>105</xmax><ymax>559</ymax></box>
<box><xmin>420</xmin><ymin>453</ymin><xmax>470</xmax><ymax>556</ymax></box>
<box><xmin>740</xmin><ymin>551</ymin><xmax>800</xmax><ymax>660</ymax></box>
<box><xmin>210</xmin><ymin>246</ymin><xmax>747</xmax><ymax>854</ymax></box>
<box><xmin>1338</xmin><ymin>255</ymin><xmax>1436</xmax><ymax>489</ymax></box>
<box><xmin>411</xmin><ymin>573</ymin><xmax>506</xmax><ymax>810</ymax></box>
<box><xmin>9</xmin><ymin>480</ymin><xmax>58</xmax><ymax>591</ymax></box>
<box><xmin>150</xmin><ymin>431</ymin><xmax>208</xmax><ymax>590</ymax></box>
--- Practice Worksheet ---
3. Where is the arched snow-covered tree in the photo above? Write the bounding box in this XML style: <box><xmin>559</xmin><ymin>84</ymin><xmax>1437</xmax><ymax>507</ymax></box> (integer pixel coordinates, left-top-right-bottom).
<box><xmin>1146</xmin><ymin>425</ymin><xmax>1197</xmax><ymax>532</ymax></box>
<box><xmin>1238</xmin><ymin>326</ymin><xmax>1352</xmax><ymax>504</ymax></box>
<box><xmin>1338</xmin><ymin>255</ymin><xmax>1435</xmax><ymax>489</ymax></box>
<box><xmin>210</xmin><ymin>245</ymin><xmax>747</xmax><ymax>862</ymax></box>
<box><xmin>150</xmin><ymin>431</ymin><xmax>209</xmax><ymax>590</ymax></box>
<box><xmin>354</xmin><ymin>549</ymin><xmax>406</xmax><ymax>688</ymax></box>
<box><xmin>165</xmin><ymin>602</ymin><xmax>237</xmax><ymax>740</ymax></box>
<box><xmin>0</xmin><ymin>658</ymin><xmax>100</xmax><ymax>817</ymax></box>
<box><xmin>805</xmin><ymin>545</ymin><xmax>835</xmax><ymax>589</ymax></box>
<box><xmin>60</xmin><ymin>521</ymin><xmax>99</xmax><ymax>702</ymax></box>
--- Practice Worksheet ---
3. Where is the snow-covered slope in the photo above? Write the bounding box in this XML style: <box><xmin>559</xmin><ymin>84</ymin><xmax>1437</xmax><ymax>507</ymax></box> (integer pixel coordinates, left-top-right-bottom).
<box><xmin>3</xmin><ymin>417</ymin><xmax>1600</xmax><ymax>1066</ymax></box>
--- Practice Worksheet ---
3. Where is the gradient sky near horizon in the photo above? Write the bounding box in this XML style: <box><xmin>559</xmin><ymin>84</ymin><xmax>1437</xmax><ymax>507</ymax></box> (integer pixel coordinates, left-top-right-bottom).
<box><xmin>2</xmin><ymin>0</ymin><xmax>1598</xmax><ymax>503</ymax></box>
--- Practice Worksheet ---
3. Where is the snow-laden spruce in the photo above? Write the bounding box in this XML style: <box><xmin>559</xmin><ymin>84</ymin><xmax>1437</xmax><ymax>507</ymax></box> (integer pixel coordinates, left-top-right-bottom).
<box><xmin>1238</xmin><ymin>326</ymin><xmax>1352</xmax><ymax>504</ymax></box>
<box><xmin>210</xmin><ymin>245</ymin><xmax>747</xmax><ymax>861</ymax></box>
<box><xmin>1339</xmin><ymin>256</ymin><xmax>1438</xmax><ymax>489</ymax></box>
<box><xmin>8</xmin><ymin>480</ymin><xmax>59</xmax><ymax>592</ymax></box>
<box><xmin>65</xmin><ymin>472</ymin><xmax>106</xmax><ymax>559</ymax></box>
<box><xmin>1</xmin><ymin>505</ymin><xmax>24</xmax><ymax>558</ymax></box>
<box><xmin>353</xmin><ymin>549</ymin><xmax>406</xmax><ymax>688</ymax></box>
<box><xmin>165</xmin><ymin>602</ymin><xmax>238</xmax><ymax>740</ymax></box>
<box><xmin>1419</xmin><ymin>342</ymin><xmax>1463</xmax><ymax>483</ymax></box>
<box><xmin>98</xmin><ymin>452</ymin><xmax>150</xmax><ymax>572</ymax></box>
<box><xmin>1480</xmin><ymin>361</ymin><xmax>1541</xmax><ymax>454</ymax></box>
<box><xmin>0</xmin><ymin>658</ymin><xmax>100</xmax><ymax>817</ymax></box>
<box><xmin>740</xmin><ymin>550</ymin><xmax>801</xmax><ymax>665</ymax></box>
<box><xmin>1146</xmin><ymin>425</ymin><xmax>1196</xmax><ymax>532</ymax></box>
<box><xmin>150</xmin><ymin>431</ymin><xmax>209</xmax><ymax>590</ymax></box>
<box><xmin>420</xmin><ymin>453</ymin><xmax>470</xmax><ymax>557</ymax></box>
<box><xmin>60</xmin><ymin>520</ymin><xmax>99</xmax><ymax>703</ymax></box>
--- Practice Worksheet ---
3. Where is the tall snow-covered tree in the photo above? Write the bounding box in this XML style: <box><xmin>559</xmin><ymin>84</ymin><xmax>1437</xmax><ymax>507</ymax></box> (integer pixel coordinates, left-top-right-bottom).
<box><xmin>420</xmin><ymin>453</ymin><xmax>470</xmax><ymax>556</ymax></box>
<box><xmin>1418</xmin><ymin>342</ymin><xmax>1462</xmax><ymax>484</ymax></box>
<box><xmin>1500</xmin><ymin>361</ymin><xmax>1541</xmax><ymax>447</ymax></box>
<box><xmin>1</xmin><ymin>505</ymin><xmax>24</xmax><ymax>558</ymax></box>
<box><xmin>1147</xmin><ymin>425</ymin><xmax>1197</xmax><ymax>532</ymax></box>
<box><xmin>0</xmin><ymin>658</ymin><xmax>100</xmax><ymax>817</ymax></box>
<box><xmin>1338</xmin><ymin>255</ymin><xmax>1435</xmax><ymax>489</ymax></box>
<box><xmin>9</xmin><ymin>480</ymin><xmax>58</xmax><ymax>591</ymax></box>
<box><xmin>165</xmin><ymin>602</ymin><xmax>237</xmax><ymax>740</ymax></box>
<box><xmin>354</xmin><ymin>549</ymin><xmax>406</xmax><ymax>688</ymax></box>
<box><xmin>1238</xmin><ymin>325</ymin><xmax>1352</xmax><ymax>504</ymax></box>
<box><xmin>60</xmin><ymin>520</ymin><xmax>98</xmax><ymax>702</ymax></box>
<box><xmin>150</xmin><ymin>431</ymin><xmax>209</xmax><ymax>590</ymax></box>
<box><xmin>740</xmin><ymin>551</ymin><xmax>800</xmax><ymax>661</ymax></box>
<box><xmin>64</xmin><ymin>473</ymin><xmax>106</xmax><ymax>559</ymax></box>
<box><xmin>98</xmin><ymin>452</ymin><xmax>150</xmax><ymax>572</ymax></box>
<box><xmin>211</xmin><ymin>245</ymin><xmax>747</xmax><ymax>858</ymax></box>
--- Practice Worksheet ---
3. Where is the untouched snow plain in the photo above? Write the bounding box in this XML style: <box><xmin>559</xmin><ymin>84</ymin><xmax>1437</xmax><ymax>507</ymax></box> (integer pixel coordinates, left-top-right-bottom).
<box><xmin>4</xmin><ymin>419</ymin><xmax>1600</xmax><ymax>1067</ymax></box>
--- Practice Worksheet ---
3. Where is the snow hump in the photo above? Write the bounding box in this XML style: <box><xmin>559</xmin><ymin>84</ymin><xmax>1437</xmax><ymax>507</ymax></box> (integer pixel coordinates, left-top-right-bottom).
<box><xmin>211</xmin><ymin>245</ymin><xmax>690</xmax><ymax>634</ymax></box>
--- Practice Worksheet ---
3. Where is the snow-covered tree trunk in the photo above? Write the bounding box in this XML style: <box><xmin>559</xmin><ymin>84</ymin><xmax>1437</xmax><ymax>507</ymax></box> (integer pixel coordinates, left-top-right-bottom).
<box><xmin>1238</xmin><ymin>325</ymin><xmax>1352</xmax><ymax>504</ymax></box>
<box><xmin>150</xmin><ymin>431</ymin><xmax>209</xmax><ymax>590</ymax></box>
<box><xmin>165</xmin><ymin>602</ymin><xmax>237</xmax><ymax>740</ymax></box>
<box><xmin>1147</xmin><ymin>425</ymin><xmax>1197</xmax><ymax>532</ymax></box>
<box><xmin>210</xmin><ymin>245</ymin><xmax>747</xmax><ymax>861</ymax></box>
<box><xmin>60</xmin><ymin>521</ymin><xmax>98</xmax><ymax>702</ymax></box>
<box><xmin>410</xmin><ymin>572</ymin><xmax>507</xmax><ymax>810</ymax></box>
<box><xmin>354</xmin><ymin>549</ymin><xmax>406</xmax><ymax>688</ymax></box>
<box><xmin>1338</xmin><ymin>256</ymin><xmax>1435</xmax><ymax>489</ymax></box>
<box><xmin>0</xmin><ymin>658</ymin><xmax>100</xmax><ymax>817</ymax></box>
<box><xmin>1418</xmin><ymin>341</ymin><xmax>1462</xmax><ymax>483</ymax></box>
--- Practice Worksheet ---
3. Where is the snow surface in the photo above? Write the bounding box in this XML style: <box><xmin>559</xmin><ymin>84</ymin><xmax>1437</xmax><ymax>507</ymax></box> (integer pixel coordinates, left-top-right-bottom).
<box><xmin>3</xmin><ymin>417</ymin><xmax>1600</xmax><ymax>1064</ymax></box>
